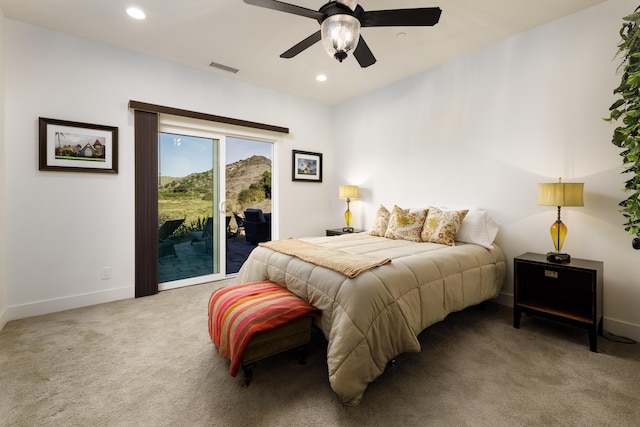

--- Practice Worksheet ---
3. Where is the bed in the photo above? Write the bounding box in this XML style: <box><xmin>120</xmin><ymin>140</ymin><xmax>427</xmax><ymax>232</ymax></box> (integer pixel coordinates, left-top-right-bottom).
<box><xmin>236</xmin><ymin>231</ymin><xmax>506</xmax><ymax>406</ymax></box>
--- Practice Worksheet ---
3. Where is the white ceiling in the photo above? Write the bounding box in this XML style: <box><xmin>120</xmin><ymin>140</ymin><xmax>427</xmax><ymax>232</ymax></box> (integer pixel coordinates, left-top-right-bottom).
<box><xmin>0</xmin><ymin>0</ymin><xmax>606</xmax><ymax>105</ymax></box>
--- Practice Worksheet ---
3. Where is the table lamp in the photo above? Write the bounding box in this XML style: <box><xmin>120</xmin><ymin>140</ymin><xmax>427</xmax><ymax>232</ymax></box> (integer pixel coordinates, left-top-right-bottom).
<box><xmin>339</xmin><ymin>185</ymin><xmax>360</xmax><ymax>232</ymax></box>
<box><xmin>538</xmin><ymin>177</ymin><xmax>584</xmax><ymax>263</ymax></box>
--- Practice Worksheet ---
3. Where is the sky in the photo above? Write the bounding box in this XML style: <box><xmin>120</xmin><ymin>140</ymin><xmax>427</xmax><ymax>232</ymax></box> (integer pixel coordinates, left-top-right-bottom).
<box><xmin>159</xmin><ymin>133</ymin><xmax>272</xmax><ymax>177</ymax></box>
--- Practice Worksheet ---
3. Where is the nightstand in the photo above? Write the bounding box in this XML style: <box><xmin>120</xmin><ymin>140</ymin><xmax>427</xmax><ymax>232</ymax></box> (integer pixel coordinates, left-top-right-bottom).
<box><xmin>513</xmin><ymin>252</ymin><xmax>603</xmax><ymax>352</ymax></box>
<box><xmin>326</xmin><ymin>228</ymin><xmax>363</xmax><ymax>236</ymax></box>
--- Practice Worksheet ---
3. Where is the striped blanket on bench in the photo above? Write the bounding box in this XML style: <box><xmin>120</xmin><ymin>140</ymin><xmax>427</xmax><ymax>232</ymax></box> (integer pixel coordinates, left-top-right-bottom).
<box><xmin>208</xmin><ymin>281</ymin><xmax>320</xmax><ymax>376</ymax></box>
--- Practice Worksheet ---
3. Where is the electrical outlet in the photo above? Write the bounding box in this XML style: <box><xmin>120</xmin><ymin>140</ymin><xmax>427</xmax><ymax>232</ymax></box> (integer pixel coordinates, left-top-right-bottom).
<box><xmin>101</xmin><ymin>267</ymin><xmax>112</xmax><ymax>280</ymax></box>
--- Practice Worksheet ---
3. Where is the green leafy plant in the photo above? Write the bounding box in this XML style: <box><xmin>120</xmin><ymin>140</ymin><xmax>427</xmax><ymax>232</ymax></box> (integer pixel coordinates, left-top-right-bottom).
<box><xmin>606</xmin><ymin>8</ymin><xmax>640</xmax><ymax>245</ymax></box>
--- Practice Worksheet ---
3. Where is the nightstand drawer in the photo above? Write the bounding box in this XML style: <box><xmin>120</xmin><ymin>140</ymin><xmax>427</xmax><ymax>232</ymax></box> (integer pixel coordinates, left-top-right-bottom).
<box><xmin>517</xmin><ymin>262</ymin><xmax>594</xmax><ymax>293</ymax></box>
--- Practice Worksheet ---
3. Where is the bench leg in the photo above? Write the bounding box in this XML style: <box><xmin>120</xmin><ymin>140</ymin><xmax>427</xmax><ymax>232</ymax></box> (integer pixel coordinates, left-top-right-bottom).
<box><xmin>242</xmin><ymin>363</ymin><xmax>255</xmax><ymax>387</ymax></box>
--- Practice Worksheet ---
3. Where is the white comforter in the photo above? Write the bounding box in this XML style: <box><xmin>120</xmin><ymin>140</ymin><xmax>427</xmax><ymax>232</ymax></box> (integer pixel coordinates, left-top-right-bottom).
<box><xmin>237</xmin><ymin>233</ymin><xmax>506</xmax><ymax>406</ymax></box>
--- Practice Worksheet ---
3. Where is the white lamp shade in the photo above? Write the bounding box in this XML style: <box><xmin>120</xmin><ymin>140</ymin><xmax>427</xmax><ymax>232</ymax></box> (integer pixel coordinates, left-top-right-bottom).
<box><xmin>321</xmin><ymin>14</ymin><xmax>360</xmax><ymax>58</ymax></box>
<box><xmin>339</xmin><ymin>185</ymin><xmax>360</xmax><ymax>199</ymax></box>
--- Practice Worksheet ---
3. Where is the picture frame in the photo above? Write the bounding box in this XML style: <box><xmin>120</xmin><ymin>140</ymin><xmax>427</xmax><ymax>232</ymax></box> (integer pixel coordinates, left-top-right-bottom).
<box><xmin>39</xmin><ymin>117</ymin><xmax>118</xmax><ymax>173</ymax></box>
<box><xmin>292</xmin><ymin>150</ymin><xmax>322</xmax><ymax>182</ymax></box>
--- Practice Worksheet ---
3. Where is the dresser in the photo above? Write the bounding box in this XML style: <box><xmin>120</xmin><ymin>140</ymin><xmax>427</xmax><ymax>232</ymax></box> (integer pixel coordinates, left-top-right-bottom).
<box><xmin>513</xmin><ymin>252</ymin><xmax>603</xmax><ymax>352</ymax></box>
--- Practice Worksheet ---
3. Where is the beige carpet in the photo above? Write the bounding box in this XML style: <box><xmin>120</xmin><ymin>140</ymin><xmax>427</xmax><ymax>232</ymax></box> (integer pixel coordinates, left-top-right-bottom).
<box><xmin>1</xmin><ymin>279</ymin><xmax>639</xmax><ymax>426</ymax></box>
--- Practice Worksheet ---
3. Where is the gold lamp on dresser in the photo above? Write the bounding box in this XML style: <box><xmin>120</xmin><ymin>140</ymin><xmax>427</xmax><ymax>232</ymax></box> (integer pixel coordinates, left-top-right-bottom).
<box><xmin>339</xmin><ymin>185</ymin><xmax>360</xmax><ymax>232</ymax></box>
<box><xmin>537</xmin><ymin>177</ymin><xmax>584</xmax><ymax>263</ymax></box>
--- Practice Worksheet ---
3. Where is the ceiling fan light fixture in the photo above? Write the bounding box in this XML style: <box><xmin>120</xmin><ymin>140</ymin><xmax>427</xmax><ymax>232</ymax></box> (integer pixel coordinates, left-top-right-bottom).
<box><xmin>321</xmin><ymin>14</ymin><xmax>360</xmax><ymax>62</ymax></box>
<box><xmin>244</xmin><ymin>0</ymin><xmax>442</xmax><ymax>68</ymax></box>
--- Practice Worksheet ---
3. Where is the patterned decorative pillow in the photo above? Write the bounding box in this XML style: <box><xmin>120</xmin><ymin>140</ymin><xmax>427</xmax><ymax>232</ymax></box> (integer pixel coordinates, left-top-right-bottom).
<box><xmin>369</xmin><ymin>205</ymin><xmax>391</xmax><ymax>237</ymax></box>
<box><xmin>384</xmin><ymin>206</ymin><xmax>428</xmax><ymax>242</ymax></box>
<box><xmin>384</xmin><ymin>205</ymin><xmax>408</xmax><ymax>238</ymax></box>
<box><xmin>421</xmin><ymin>207</ymin><xmax>468</xmax><ymax>246</ymax></box>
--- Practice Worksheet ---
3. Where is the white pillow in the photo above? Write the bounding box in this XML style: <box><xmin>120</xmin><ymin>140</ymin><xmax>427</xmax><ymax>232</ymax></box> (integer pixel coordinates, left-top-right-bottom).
<box><xmin>434</xmin><ymin>207</ymin><xmax>499</xmax><ymax>249</ymax></box>
<box><xmin>457</xmin><ymin>210</ymin><xmax>499</xmax><ymax>249</ymax></box>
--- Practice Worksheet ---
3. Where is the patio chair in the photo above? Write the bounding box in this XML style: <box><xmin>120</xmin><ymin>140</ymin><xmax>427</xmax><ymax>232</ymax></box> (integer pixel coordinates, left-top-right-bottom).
<box><xmin>244</xmin><ymin>208</ymin><xmax>271</xmax><ymax>245</ymax></box>
<box><xmin>232</xmin><ymin>212</ymin><xmax>245</xmax><ymax>238</ymax></box>
<box><xmin>191</xmin><ymin>217</ymin><xmax>214</xmax><ymax>253</ymax></box>
<box><xmin>158</xmin><ymin>218</ymin><xmax>185</xmax><ymax>257</ymax></box>
<box><xmin>226</xmin><ymin>215</ymin><xmax>233</xmax><ymax>238</ymax></box>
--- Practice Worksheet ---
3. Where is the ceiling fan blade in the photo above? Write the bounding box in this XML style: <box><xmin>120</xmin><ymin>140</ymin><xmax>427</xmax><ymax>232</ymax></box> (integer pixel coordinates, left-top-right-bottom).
<box><xmin>362</xmin><ymin>7</ymin><xmax>442</xmax><ymax>27</ymax></box>
<box><xmin>280</xmin><ymin>31</ymin><xmax>322</xmax><ymax>59</ymax></box>
<box><xmin>243</xmin><ymin>0</ymin><xmax>324</xmax><ymax>20</ymax></box>
<box><xmin>353</xmin><ymin>36</ymin><xmax>376</xmax><ymax>68</ymax></box>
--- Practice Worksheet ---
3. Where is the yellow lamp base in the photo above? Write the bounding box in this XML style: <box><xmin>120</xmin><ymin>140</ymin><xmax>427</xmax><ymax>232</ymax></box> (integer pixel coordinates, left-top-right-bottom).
<box><xmin>548</xmin><ymin>220</ymin><xmax>570</xmax><ymax>263</ymax></box>
<box><xmin>344</xmin><ymin>208</ymin><xmax>352</xmax><ymax>229</ymax></box>
<box><xmin>550</xmin><ymin>220</ymin><xmax>567</xmax><ymax>252</ymax></box>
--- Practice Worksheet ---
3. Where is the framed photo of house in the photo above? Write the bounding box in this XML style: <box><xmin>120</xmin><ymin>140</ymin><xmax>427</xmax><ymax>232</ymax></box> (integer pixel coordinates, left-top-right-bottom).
<box><xmin>292</xmin><ymin>150</ymin><xmax>322</xmax><ymax>182</ymax></box>
<box><xmin>38</xmin><ymin>117</ymin><xmax>118</xmax><ymax>173</ymax></box>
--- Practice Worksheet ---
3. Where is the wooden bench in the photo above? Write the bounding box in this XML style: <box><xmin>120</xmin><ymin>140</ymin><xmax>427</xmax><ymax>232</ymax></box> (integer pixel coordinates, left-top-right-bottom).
<box><xmin>240</xmin><ymin>315</ymin><xmax>313</xmax><ymax>386</ymax></box>
<box><xmin>208</xmin><ymin>281</ymin><xmax>319</xmax><ymax>386</ymax></box>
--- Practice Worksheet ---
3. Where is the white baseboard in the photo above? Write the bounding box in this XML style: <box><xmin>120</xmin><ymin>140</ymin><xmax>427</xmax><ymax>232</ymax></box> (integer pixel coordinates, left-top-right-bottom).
<box><xmin>7</xmin><ymin>286</ymin><xmax>134</xmax><ymax>322</ymax></box>
<box><xmin>493</xmin><ymin>292</ymin><xmax>513</xmax><ymax>308</ymax></box>
<box><xmin>495</xmin><ymin>291</ymin><xmax>640</xmax><ymax>342</ymax></box>
<box><xmin>603</xmin><ymin>316</ymin><xmax>640</xmax><ymax>342</ymax></box>
<box><xmin>0</xmin><ymin>306</ymin><xmax>7</xmax><ymax>332</ymax></box>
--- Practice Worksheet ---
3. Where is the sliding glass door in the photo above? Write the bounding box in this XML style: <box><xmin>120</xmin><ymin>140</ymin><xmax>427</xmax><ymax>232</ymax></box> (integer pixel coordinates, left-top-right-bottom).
<box><xmin>156</xmin><ymin>122</ymin><xmax>274</xmax><ymax>289</ymax></box>
<box><xmin>225</xmin><ymin>137</ymin><xmax>273</xmax><ymax>274</ymax></box>
<box><xmin>157</xmin><ymin>129</ymin><xmax>225</xmax><ymax>289</ymax></box>
<box><xmin>132</xmin><ymin>107</ymin><xmax>280</xmax><ymax>298</ymax></box>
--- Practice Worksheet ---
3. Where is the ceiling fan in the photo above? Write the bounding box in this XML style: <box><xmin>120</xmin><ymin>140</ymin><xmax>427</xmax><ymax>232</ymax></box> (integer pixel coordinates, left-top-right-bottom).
<box><xmin>244</xmin><ymin>0</ymin><xmax>442</xmax><ymax>68</ymax></box>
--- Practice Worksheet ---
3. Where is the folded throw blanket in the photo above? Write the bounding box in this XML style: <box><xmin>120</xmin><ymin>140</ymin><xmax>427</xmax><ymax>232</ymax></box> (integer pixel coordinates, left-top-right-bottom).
<box><xmin>259</xmin><ymin>239</ymin><xmax>391</xmax><ymax>278</ymax></box>
<box><xmin>208</xmin><ymin>281</ymin><xmax>319</xmax><ymax>377</ymax></box>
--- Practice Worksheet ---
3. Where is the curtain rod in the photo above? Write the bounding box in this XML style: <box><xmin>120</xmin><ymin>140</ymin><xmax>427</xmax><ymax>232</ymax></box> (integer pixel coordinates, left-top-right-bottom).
<box><xmin>128</xmin><ymin>100</ymin><xmax>289</xmax><ymax>134</ymax></box>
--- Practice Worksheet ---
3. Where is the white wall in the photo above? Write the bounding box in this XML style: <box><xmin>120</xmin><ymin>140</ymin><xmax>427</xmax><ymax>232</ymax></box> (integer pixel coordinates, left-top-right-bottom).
<box><xmin>3</xmin><ymin>20</ymin><xmax>333</xmax><ymax>320</ymax></box>
<box><xmin>332</xmin><ymin>0</ymin><xmax>640</xmax><ymax>340</ymax></box>
<box><xmin>0</xmin><ymin>7</ymin><xmax>7</xmax><ymax>331</ymax></box>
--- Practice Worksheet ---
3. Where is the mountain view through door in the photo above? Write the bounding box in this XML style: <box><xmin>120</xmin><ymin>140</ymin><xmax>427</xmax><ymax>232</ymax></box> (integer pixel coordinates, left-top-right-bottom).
<box><xmin>224</xmin><ymin>137</ymin><xmax>273</xmax><ymax>274</ymax></box>
<box><xmin>157</xmin><ymin>134</ymin><xmax>272</xmax><ymax>285</ymax></box>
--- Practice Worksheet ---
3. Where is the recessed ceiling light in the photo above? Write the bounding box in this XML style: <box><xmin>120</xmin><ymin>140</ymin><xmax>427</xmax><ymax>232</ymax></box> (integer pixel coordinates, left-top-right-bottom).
<box><xmin>396</xmin><ymin>32</ymin><xmax>407</xmax><ymax>38</ymax></box>
<box><xmin>126</xmin><ymin>7</ymin><xmax>146</xmax><ymax>20</ymax></box>
<box><xmin>316</xmin><ymin>74</ymin><xmax>327</xmax><ymax>82</ymax></box>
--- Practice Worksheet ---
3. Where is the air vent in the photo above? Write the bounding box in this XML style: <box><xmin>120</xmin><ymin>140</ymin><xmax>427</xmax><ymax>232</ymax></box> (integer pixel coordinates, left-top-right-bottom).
<box><xmin>208</xmin><ymin>61</ymin><xmax>239</xmax><ymax>74</ymax></box>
